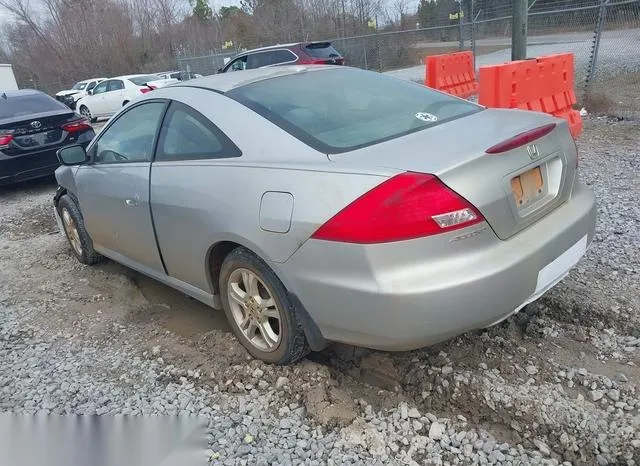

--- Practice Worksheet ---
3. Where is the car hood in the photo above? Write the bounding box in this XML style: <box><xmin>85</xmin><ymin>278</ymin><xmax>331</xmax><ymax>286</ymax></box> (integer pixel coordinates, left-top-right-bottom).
<box><xmin>56</xmin><ymin>90</ymin><xmax>81</xmax><ymax>97</ymax></box>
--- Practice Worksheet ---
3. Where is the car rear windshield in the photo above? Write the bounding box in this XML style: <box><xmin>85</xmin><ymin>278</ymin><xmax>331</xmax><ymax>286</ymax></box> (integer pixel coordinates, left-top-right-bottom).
<box><xmin>129</xmin><ymin>75</ymin><xmax>160</xmax><ymax>86</ymax></box>
<box><xmin>0</xmin><ymin>93</ymin><xmax>67</xmax><ymax>119</ymax></box>
<box><xmin>305</xmin><ymin>43</ymin><xmax>341</xmax><ymax>59</ymax></box>
<box><xmin>226</xmin><ymin>68</ymin><xmax>481</xmax><ymax>153</ymax></box>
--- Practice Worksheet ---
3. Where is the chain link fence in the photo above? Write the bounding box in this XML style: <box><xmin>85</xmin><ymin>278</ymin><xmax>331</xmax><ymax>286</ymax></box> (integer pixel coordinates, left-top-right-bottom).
<box><xmin>177</xmin><ymin>0</ymin><xmax>640</xmax><ymax>117</ymax></box>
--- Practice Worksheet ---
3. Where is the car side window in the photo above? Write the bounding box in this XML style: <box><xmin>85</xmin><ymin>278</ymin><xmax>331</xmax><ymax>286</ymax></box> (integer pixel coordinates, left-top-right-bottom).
<box><xmin>228</xmin><ymin>56</ymin><xmax>247</xmax><ymax>72</ymax></box>
<box><xmin>270</xmin><ymin>50</ymin><xmax>297</xmax><ymax>65</ymax></box>
<box><xmin>90</xmin><ymin>102</ymin><xmax>166</xmax><ymax>164</ymax></box>
<box><xmin>246</xmin><ymin>51</ymin><xmax>275</xmax><ymax>69</ymax></box>
<box><xmin>156</xmin><ymin>101</ymin><xmax>241</xmax><ymax>161</ymax></box>
<box><xmin>92</xmin><ymin>81</ymin><xmax>108</xmax><ymax>95</ymax></box>
<box><xmin>108</xmin><ymin>80</ymin><xmax>124</xmax><ymax>91</ymax></box>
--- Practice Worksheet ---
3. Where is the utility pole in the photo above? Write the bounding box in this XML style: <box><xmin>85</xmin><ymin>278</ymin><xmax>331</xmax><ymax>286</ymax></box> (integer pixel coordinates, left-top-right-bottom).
<box><xmin>512</xmin><ymin>0</ymin><xmax>528</xmax><ymax>60</ymax></box>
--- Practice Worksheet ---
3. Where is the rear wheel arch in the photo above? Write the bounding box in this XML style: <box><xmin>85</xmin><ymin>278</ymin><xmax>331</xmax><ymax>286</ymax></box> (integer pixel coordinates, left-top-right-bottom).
<box><xmin>206</xmin><ymin>239</ymin><xmax>327</xmax><ymax>352</ymax></box>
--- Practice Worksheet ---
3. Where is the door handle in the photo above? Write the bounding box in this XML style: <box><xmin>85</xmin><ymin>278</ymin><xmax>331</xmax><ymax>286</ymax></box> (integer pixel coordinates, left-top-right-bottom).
<box><xmin>124</xmin><ymin>199</ymin><xmax>138</xmax><ymax>207</ymax></box>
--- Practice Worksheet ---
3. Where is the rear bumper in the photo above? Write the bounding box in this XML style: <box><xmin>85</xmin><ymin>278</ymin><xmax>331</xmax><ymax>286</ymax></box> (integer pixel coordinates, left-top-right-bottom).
<box><xmin>278</xmin><ymin>181</ymin><xmax>597</xmax><ymax>351</ymax></box>
<box><xmin>0</xmin><ymin>137</ymin><xmax>92</xmax><ymax>186</ymax></box>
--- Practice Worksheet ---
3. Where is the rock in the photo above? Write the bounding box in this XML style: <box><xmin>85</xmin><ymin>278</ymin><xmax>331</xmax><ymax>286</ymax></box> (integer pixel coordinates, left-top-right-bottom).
<box><xmin>607</xmin><ymin>389</ymin><xmax>620</xmax><ymax>402</ymax></box>
<box><xmin>463</xmin><ymin>443</ymin><xmax>473</xmax><ymax>457</ymax></box>
<box><xmin>574</xmin><ymin>328</ymin><xmax>588</xmax><ymax>342</ymax></box>
<box><xmin>252</xmin><ymin>368</ymin><xmax>264</xmax><ymax>378</ymax></box>
<box><xmin>526</xmin><ymin>365</ymin><xmax>538</xmax><ymax>375</ymax></box>
<box><xmin>244</xmin><ymin>434</ymin><xmax>254</xmax><ymax>444</ymax></box>
<box><xmin>275</xmin><ymin>377</ymin><xmax>289</xmax><ymax>389</ymax></box>
<box><xmin>616</xmin><ymin>373</ymin><xmax>628</xmax><ymax>383</ymax></box>
<box><xmin>400</xmin><ymin>403</ymin><xmax>408</xmax><ymax>419</ymax></box>
<box><xmin>407</xmin><ymin>407</ymin><xmax>420</xmax><ymax>418</ymax></box>
<box><xmin>428</xmin><ymin>422</ymin><xmax>444</xmax><ymax>440</ymax></box>
<box><xmin>590</xmin><ymin>390</ymin><xmax>604</xmax><ymax>402</ymax></box>
<box><xmin>151</xmin><ymin>345</ymin><xmax>161</xmax><ymax>355</ymax></box>
<box><xmin>533</xmin><ymin>439</ymin><xmax>550</xmax><ymax>456</ymax></box>
<box><xmin>441</xmin><ymin>366</ymin><xmax>453</xmax><ymax>375</ymax></box>
<box><xmin>412</xmin><ymin>420</ymin><xmax>423</xmax><ymax>431</ymax></box>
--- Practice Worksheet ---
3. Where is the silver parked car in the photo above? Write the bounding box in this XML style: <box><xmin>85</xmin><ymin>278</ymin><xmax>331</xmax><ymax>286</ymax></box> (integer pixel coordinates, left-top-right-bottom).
<box><xmin>53</xmin><ymin>66</ymin><xmax>596</xmax><ymax>364</ymax></box>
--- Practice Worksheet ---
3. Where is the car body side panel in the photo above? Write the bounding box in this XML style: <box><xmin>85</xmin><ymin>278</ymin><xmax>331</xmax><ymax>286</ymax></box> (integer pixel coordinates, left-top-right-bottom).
<box><xmin>146</xmin><ymin>88</ymin><xmax>395</xmax><ymax>293</ymax></box>
<box><xmin>150</xmin><ymin>162</ymin><xmax>388</xmax><ymax>292</ymax></box>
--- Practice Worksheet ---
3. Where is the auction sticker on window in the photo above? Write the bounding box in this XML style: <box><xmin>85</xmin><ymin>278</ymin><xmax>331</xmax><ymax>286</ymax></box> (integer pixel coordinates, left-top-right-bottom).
<box><xmin>415</xmin><ymin>112</ymin><xmax>438</xmax><ymax>122</ymax></box>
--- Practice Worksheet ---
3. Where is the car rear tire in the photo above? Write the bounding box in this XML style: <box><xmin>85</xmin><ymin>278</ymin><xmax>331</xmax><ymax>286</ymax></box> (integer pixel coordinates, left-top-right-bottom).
<box><xmin>57</xmin><ymin>195</ymin><xmax>103</xmax><ymax>265</ymax></box>
<box><xmin>219</xmin><ymin>247</ymin><xmax>310</xmax><ymax>365</ymax></box>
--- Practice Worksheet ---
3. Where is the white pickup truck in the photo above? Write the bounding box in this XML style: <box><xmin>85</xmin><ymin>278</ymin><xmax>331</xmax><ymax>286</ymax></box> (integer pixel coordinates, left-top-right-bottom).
<box><xmin>55</xmin><ymin>78</ymin><xmax>107</xmax><ymax>110</ymax></box>
<box><xmin>0</xmin><ymin>64</ymin><xmax>19</xmax><ymax>91</ymax></box>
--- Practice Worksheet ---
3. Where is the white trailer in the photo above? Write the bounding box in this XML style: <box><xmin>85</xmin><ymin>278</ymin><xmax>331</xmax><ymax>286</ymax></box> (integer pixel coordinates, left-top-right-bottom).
<box><xmin>0</xmin><ymin>64</ymin><xmax>19</xmax><ymax>91</ymax></box>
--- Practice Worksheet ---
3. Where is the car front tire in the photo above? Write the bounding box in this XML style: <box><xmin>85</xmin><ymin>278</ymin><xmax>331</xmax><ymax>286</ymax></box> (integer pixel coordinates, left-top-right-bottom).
<box><xmin>57</xmin><ymin>195</ymin><xmax>103</xmax><ymax>265</ymax></box>
<box><xmin>219</xmin><ymin>247</ymin><xmax>310</xmax><ymax>365</ymax></box>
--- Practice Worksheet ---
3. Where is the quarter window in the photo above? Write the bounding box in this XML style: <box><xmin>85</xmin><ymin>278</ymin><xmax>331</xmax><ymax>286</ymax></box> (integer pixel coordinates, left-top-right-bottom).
<box><xmin>156</xmin><ymin>101</ymin><xmax>241</xmax><ymax>161</ymax></box>
<box><xmin>90</xmin><ymin>102</ymin><xmax>166</xmax><ymax>164</ymax></box>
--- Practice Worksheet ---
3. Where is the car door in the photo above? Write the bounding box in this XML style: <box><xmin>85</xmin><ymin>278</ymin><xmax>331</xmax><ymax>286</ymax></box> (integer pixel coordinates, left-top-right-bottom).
<box><xmin>74</xmin><ymin>100</ymin><xmax>168</xmax><ymax>273</ymax></box>
<box><xmin>86</xmin><ymin>80</ymin><xmax>109</xmax><ymax>116</ymax></box>
<box><xmin>104</xmin><ymin>79</ymin><xmax>126</xmax><ymax>115</ymax></box>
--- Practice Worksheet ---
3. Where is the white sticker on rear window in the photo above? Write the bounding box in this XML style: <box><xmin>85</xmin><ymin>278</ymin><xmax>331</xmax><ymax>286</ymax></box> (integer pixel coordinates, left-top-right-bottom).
<box><xmin>415</xmin><ymin>112</ymin><xmax>438</xmax><ymax>122</ymax></box>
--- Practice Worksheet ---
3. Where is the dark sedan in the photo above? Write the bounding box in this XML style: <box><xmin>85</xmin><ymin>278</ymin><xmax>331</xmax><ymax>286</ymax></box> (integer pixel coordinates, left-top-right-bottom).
<box><xmin>0</xmin><ymin>89</ymin><xmax>95</xmax><ymax>186</ymax></box>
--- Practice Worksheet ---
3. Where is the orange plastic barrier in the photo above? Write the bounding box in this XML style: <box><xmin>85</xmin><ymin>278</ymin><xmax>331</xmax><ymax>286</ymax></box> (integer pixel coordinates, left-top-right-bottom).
<box><xmin>424</xmin><ymin>51</ymin><xmax>478</xmax><ymax>99</ymax></box>
<box><xmin>479</xmin><ymin>53</ymin><xmax>583</xmax><ymax>138</ymax></box>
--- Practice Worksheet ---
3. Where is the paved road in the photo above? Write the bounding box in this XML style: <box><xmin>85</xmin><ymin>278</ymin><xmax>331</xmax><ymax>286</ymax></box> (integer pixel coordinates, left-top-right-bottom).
<box><xmin>386</xmin><ymin>28</ymin><xmax>640</xmax><ymax>83</ymax></box>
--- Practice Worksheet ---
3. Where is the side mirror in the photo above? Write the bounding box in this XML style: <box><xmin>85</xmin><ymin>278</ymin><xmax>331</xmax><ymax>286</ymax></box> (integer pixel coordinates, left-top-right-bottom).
<box><xmin>87</xmin><ymin>89</ymin><xmax>94</xmax><ymax>95</ymax></box>
<box><xmin>217</xmin><ymin>68</ymin><xmax>223</xmax><ymax>74</ymax></box>
<box><xmin>57</xmin><ymin>144</ymin><xmax>89</xmax><ymax>166</ymax></box>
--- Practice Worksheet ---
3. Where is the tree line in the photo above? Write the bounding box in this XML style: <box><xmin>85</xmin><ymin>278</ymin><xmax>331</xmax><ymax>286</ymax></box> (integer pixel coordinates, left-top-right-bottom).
<box><xmin>0</xmin><ymin>0</ymin><xmax>614</xmax><ymax>94</ymax></box>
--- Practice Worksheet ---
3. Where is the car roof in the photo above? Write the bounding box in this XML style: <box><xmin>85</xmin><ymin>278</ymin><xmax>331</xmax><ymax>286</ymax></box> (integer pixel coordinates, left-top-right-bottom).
<box><xmin>0</xmin><ymin>89</ymin><xmax>44</xmax><ymax>98</ymax></box>
<box><xmin>174</xmin><ymin>65</ymin><xmax>337</xmax><ymax>93</ymax></box>
<box><xmin>110</xmin><ymin>74</ymin><xmax>157</xmax><ymax>80</ymax></box>
<box><xmin>227</xmin><ymin>41</ymin><xmax>334</xmax><ymax>58</ymax></box>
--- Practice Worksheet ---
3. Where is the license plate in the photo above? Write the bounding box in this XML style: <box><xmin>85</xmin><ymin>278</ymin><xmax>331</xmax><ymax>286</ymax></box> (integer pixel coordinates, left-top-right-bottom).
<box><xmin>511</xmin><ymin>166</ymin><xmax>544</xmax><ymax>207</ymax></box>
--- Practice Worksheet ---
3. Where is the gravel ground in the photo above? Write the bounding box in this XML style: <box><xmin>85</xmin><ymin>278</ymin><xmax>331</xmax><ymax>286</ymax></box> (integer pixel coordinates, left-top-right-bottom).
<box><xmin>0</xmin><ymin>116</ymin><xmax>638</xmax><ymax>465</ymax></box>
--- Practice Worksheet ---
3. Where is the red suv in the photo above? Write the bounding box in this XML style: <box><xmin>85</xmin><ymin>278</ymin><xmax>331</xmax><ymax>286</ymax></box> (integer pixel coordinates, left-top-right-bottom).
<box><xmin>219</xmin><ymin>42</ymin><xmax>345</xmax><ymax>73</ymax></box>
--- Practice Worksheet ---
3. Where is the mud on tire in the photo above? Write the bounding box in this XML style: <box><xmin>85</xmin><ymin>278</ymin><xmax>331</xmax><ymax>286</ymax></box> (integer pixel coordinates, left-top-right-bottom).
<box><xmin>57</xmin><ymin>195</ymin><xmax>103</xmax><ymax>265</ymax></box>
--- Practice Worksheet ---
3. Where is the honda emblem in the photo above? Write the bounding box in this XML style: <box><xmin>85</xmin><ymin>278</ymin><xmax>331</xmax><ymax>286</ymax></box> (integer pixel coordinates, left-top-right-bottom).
<box><xmin>526</xmin><ymin>143</ymin><xmax>541</xmax><ymax>160</ymax></box>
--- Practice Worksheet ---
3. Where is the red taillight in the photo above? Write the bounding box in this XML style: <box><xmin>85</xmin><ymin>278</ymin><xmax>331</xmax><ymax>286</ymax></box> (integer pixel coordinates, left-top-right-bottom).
<box><xmin>298</xmin><ymin>59</ymin><xmax>330</xmax><ymax>65</ymax></box>
<box><xmin>485</xmin><ymin>123</ymin><xmax>556</xmax><ymax>154</ymax></box>
<box><xmin>140</xmin><ymin>84</ymin><xmax>156</xmax><ymax>94</ymax></box>
<box><xmin>0</xmin><ymin>133</ymin><xmax>14</xmax><ymax>149</ymax></box>
<box><xmin>310</xmin><ymin>172</ymin><xmax>484</xmax><ymax>244</ymax></box>
<box><xmin>62</xmin><ymin>118</ymin><xmax>91</xmax><ymax>133</ymax></box>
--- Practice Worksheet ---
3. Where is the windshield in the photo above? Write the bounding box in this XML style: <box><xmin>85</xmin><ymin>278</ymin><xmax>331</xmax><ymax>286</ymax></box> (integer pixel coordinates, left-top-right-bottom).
<box><xmin>0</xmin><ymin>93</ymin><xmax>68</xmax><ymax>119</ymax></box>
<box><xmin>129</xmin><ymin>75</ymin><xmax>161</xmax><ymax>86</ymax></box>
<box><xmin>227</xmin><ymin>68</ymin><xmax>480</xmax><ymax>153</ymax></box>
<box><xmin>71</xmin><ymin>82</ymin><xmax>88</xmax><ymax>90</ymax></box>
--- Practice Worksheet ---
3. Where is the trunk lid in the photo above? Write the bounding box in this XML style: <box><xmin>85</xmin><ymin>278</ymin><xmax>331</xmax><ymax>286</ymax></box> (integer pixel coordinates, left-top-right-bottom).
<box><xmin>328</xmin><ymin>108</ymin><xmax>578</xmax><ymax>240</ymax></box>
<box><xmin>0</xmin><ymin>109</ymin><xmax>76</xmax><ymax>154</ymax></box>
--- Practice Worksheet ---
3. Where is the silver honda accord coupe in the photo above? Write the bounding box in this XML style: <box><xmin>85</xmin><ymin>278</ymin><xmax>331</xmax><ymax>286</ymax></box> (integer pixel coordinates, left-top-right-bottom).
<box><xmin>53</xmin><ymin>65</ymin><xmax>596</xmax><ymax>364</ymax></box>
